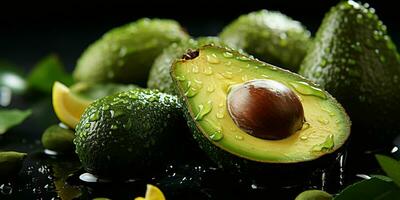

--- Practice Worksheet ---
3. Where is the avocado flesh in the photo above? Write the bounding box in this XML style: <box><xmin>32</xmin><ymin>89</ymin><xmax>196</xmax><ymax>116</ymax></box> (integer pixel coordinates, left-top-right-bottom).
<box><xmin>74</xmin><ymin>89</ymin><xmax>183</xmax><ymax>178</ymax></box>
<box><xmin>220</xmin><ymin>10</ymin><xmax>311</xmax><ymax>71</ymax></box>
<box><xmin>147</xmin><ymin>37</ymin><xmax>226</xmax><ymax>94</ymax></box>
<box><xmin>299</xmin><ymin>1</ymin><xmax>400</xmax><ymax>144</ymax></box>
<box><xmin>171</xmin><ymin>46</ymin><xmax>350</xmax><ymax>164</ymax></box>
<box><xmin>73</xmin><ymin>18</ymin><xmax>189</xmax><ymax>86</ymax></box>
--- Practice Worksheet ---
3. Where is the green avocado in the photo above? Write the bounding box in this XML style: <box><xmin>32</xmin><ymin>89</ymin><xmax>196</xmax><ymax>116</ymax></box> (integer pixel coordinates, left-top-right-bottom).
<box><xmin>147</xmin><ymin>37</ymin><xmax>226</xmax><ymax>94</ymax></box>
<box><xmin>74</xmin><ymin>89</ymin><xmax>184</xmax><ymax>178</ymax></box>
<box><xmin>295</xmin><ymin>190</ymin><xmax>332</xmax><ymax>200</ymax></box>
<box><xmin>299</xmin><ymin>1</ymin><xmax>400</xmax><ymax>148</ymax></box>
<box><xmin>220</xmin><ymin>10</ymin><xmax>312</xmax><ymax>71</ymax></box>
<box><xmin>0</xmin><ymin>151</ymin><xmax>27</xmax><ymax>178</ymax></box>
<box><xmin>171</xmin><ymin>46</ymin><xmax>350</xmax><ymax>177</ymax></box>
<box><xmin>41</xmin><ymin>124</ymin><xmax>75</xmax><ymax>154</ymax></box>
<box><xmin>70</xmin><ymin>82</ymin><xmax>139</xmax><ymax>101</ymax></box>
<box><xmin>73</xmin><ymin>18</ymin><xmax>189</xmax><ymax>86</ymax></box>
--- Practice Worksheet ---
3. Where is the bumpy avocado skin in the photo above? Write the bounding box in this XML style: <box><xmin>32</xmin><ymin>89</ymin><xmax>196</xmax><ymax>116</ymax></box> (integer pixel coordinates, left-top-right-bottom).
<box><xmin>74</xmin><ymin>89</ymin><xmax>184</xmax><ymax>178</ymax></box>
<box><xmin>220</xmin><ymin>10</ymin><xmax>311</xmax><ymax>71</ymax></box>
<box><xmin>171</xmin><ymin>46</ymin><xmax>349</xmax><ymax>182</ymax></box>
<box><xmin>147</xmin><ymin>37</ymin><xmax>225</xmax><ymax>94</ymax></box>
<box><xmin>299</xmin><ymin>1</ymin><xmax>400</xmax><ymax>147</ymax></box>
<box><xmin>73</xmin><ymin>18</ymin><xmax>189</xmax><ymax>86</ymax></box>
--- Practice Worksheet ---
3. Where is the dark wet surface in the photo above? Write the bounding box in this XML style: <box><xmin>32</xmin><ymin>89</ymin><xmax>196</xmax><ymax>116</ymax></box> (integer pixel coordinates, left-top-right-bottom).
<box><xmin>0</xmin><ymin>85</ymin><xmax>399</xmax><ymax>200</ymax></box>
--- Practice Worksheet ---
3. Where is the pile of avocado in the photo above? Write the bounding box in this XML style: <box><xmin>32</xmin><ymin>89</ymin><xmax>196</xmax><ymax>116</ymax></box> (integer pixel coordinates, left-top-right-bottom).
<box><xmin>42</xmin><ymin>0</ymin><xmax>399</xmax><ymax>189</ymax></box>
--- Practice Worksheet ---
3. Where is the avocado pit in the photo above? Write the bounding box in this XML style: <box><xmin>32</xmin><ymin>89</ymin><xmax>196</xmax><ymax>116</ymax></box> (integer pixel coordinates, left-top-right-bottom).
<box><xmin>227</xmin><ymin>79</ymin><xmax>304</xmax><ymax>140</ymax></box>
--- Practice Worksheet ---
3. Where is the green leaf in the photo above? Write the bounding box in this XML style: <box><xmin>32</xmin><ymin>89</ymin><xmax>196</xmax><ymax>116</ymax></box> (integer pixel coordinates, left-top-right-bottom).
<box><xmin>27</xmin><ymin>55</ymin><xmax>73</xmax><ymax>93</ymax></box>
<box><xmin>376</xmin><ymin>154</ymin><xmax>400</xmax><ymax>187</ymax></box>
<box><xmin>334</xmin><ymin>177</ymin><xmax>400</xmax><ymax>200</ymax></box>
<box><xmin>0</xmin><ymin>109</ymin><xmax>31</xmax><ymax>134</ymax></box>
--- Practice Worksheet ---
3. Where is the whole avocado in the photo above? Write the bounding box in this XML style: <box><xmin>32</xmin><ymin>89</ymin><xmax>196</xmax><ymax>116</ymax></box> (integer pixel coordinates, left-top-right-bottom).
<box><xmin>147</xmin><ymin>37</ymin><xmax>226</xmax><ymax>94</ymax></box>
<box><xmin>220</xmin><ymin>10</ymin><xmax>311</xmax><ymax>71</ymax></box>
<box><xmin>299</xmin><ymin>1</ymin><xmax>400</xmax><ymax>148</ymax></box>
<box><xmin>73</xmin><ymin>18</ymin><xmax>189</xmax><ymax>86</ymax></box>
<box><xmin>74</xmin><ymin>89</ymin><xmax>184</xmax><ymax>178</ymax></box>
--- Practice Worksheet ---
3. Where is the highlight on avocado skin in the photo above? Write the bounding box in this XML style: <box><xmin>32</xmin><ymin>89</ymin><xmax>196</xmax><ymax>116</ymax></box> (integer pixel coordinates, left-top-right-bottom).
<box><xmin>73</xmin><ymin>18</ymin><xmax>189</xmax><ymax>86</ymax></box>
<box><xmin>0</xmin><ymin>151</ymin><xmax>27</xmax><ymax>178</ymax></box>
<box><xmin>220</xmin><ymin>10</ymin><xmax>312</xmax><ymax>71</ymax></box>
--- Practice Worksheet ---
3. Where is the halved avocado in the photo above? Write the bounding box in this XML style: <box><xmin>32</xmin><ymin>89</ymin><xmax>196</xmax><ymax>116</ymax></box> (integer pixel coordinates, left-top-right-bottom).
<box><xmin>171</xmin><ymin>46</ymin><xmax>350</xmax><ymax>178</ymax></box>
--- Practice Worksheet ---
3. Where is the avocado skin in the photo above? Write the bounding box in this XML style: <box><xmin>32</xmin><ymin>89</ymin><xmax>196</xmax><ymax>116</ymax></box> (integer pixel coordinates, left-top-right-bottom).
<box><xmin>0</xmin><ymin>151</ymin><xmax>27</xmax><ymax>178</ymax></box>
<box><xmin>171</xmin><ymin>46</ymin><xmax>350</xmax><ymax>182</ymax></box>
<box><xmin>70</xmin><ymin>82</ymin><xmax>139</xmax><ymax>101</ymax></box>
<box><xmin>41</xmin><ymin>124</ymin><xmax>75</xmax><ymax>154</ymax></box>
<box><xmin>74</xmin><ymin>89</ymin><xmax>185</xmax><ymax>178</ymax></box>
<box><xmin>299</xmin><ymin>1</ymin><xmax>400</xmax><ymax>148</ymax></box>
<box><xmin>73</xmin><ymin>18</ymin><xmax>189</xmax><ymax>86</ymax></box>
<box><xmin>220</xmin><ymin>10</ymin><xmax>311</xmax><ymax>71</ymax></box>
<box><xmin>147</xmin><ymin>37</ymin><xmax>226</xmax><ymax>94</ymax></box>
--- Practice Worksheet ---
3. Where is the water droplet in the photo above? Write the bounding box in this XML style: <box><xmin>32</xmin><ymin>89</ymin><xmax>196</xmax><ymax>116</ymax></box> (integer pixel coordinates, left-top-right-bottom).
<box><xmin>194</xmin><ymin>79</ymin><xmax>203</xmax><ymax>85</ymax></box>
<box><xmin>210</xmin><ymin>130</ymin><xmax>223</xmax><ymax>141</ymax></box>
<box><xmin>102</xmin><ymin>104</ymin><xmax>110</xmax><ymax>111</ymax></box>
<box><xmin>110</xmin><ymin>124</ymin><xmax>118</xmax><ymax>130</ymax></box>
<box><xmin>318</xmin><ymin>118</ymin><xmax>329</xmax><ymax>125</ymax></box>
<box><xmin>302</xmin><ymin>122</ymin><xmax>310</xmax><ymax>130</ymax></box>
<box><xmin>261</xmin><ymin>74</ymin><xmax>270</xmax><ymax>79</ymax></box>
<box><xmin>241</xmin><ymin>75</ymin><xmax>248</xmax><ymax>81</ymax></box>
<box><xmin>176</xmin><ymin>75</ymin><xmax>185</xmax><ymax>81</ymax></box>
<box><xmin>89</xmin><ymin>111</ymin><xmax>100</xmax><ymax>121</ymax></box>
<box><xmin>220</xmin><ymin>71</ymin><xmax>233</xmax><ymax>79</ymax></box>
<box><xmin>225</xmin><ymin>61</ymin><xmax>232</xmax><ymax>66</ymax></box>
<box><xmin>289</xmin><ymin>81</ymin><xmax>327</xmax><ymax>99</ymax></box>
<box><xmin>192</xmin><ymin>65</ymin><xmax>199</xmax><ymax>73</ymax></box>
<box><xmin>235</xmin><ymin>135</ymin><xmax>244</xmax><ymax>140</ymax></box>
<box><xmin>207</xmin><ymin>85</ymin><xmax>215</xmax><ymax>93</ymax></box>
<box><xmin>216</xmin><ymin>110</ymin><xmax>224</xmax><ymax>119</ymax></box>
<box><xmin>0</xmin><ymin>184</ymin><xmax>13</xmax><ymax>195</ymax></box>
<box><xmin>195</xmin><ymin>101</ymin><xmax>213</xmax><ymax>121</ymax></box>
<box><xmin>203</xmin><ymin>66</ymin><xmax>213</xmax><ymax>75</ymax></box>
<box><xmin>223</xmin><ymin>52</ymin><xmax>233</xmax><ymax>58</ymax></box>
<box><xmin>237</xmin><ymin>56</ymin><xmax>250</xmax><ymax>61</ymax></box>
<box><xmin>206</xmin><ymin>54</ymin><xmax>220</xmax><ymax>64</ymax></box>
<box><xmin>300</xmin><ymin>136</ymin><xmax>308</xmax><ymax>140</ymax></box>
<box><xmin>312</xmin><ymin>134</ymin><xmax>335</xmax><ymax>152</ymax></box>
<box><xmin>185</xmin><ymin>87</ymin><xmax>198</xmax><ymax>98</ymax></box>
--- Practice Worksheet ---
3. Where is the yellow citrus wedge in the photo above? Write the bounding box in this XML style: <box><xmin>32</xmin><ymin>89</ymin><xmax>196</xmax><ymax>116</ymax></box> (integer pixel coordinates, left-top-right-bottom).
<box><xmin>52</xmin><ymin>81</ymin><xmax>91</xmax><ymax>129</ymax></box>
<box><xmin>134</xmin><ymin>184</ymin><xmax>166</xmax><ymax>200</ymax></box>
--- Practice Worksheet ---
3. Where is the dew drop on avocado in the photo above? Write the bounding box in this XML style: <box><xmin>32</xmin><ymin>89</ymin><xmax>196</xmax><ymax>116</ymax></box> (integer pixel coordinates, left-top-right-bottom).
<box><xmin>227</xmin><ymin>79</ymin><xmax>305</xmax><ymax>140</ymax></box>
<box><xmin>210</xmin><ymin>130</ymin><xmax>224</xmax><ymax>141</ymax></box>
<box><xmin>223</xmin><ymin>52</ymin><xmax>233</xmax><ymax>58</ymax></box>
<box><xmin>185</xmin><ymin>87</ymin><xmax>198</xmax><ymax>98</ymax></box>
<box><xmin>176</xmin><ymin>75</ymin><xmax>186</xmax><ymax>81</ymax></box>
<box><xmin>89</xmin><ymin>112</ymin><xmax>100</xmax><ymax>121</ymax></box>
<box><xmin>195</xmin><ymin>101</ymin><xmax>213</xmax><ymax>121</ymax></box>
<box><xmin>203</xmin><ymin>66</ymin><xmax>213</xmax><ymax>75</ymax></box>
<box><xmin>312</xmin><ymin>134</ymin><xmax>335</xmax><ymax>152</ymax></box>
<box><xmin>207</xmin><ymin>85</ymin><xmax>215</xmax><ymax>93</ymax></box>
<box><xmin>206</xmin><ymin>54</ymin><xmax>220</xmax><ymax>64</ymax></box>
<box><xmin>289</xmin><ymin>81</ymin><xmax>327</xmax><ymax>99</ymax></box>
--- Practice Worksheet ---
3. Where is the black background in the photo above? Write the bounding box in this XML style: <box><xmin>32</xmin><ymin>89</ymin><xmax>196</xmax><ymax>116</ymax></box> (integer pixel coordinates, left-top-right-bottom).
<box><xmin>0</xmin><ymin>0</ymin><xmax>399</xmax><ymax>71</ymax></box>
